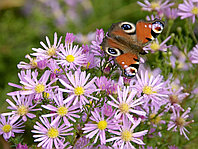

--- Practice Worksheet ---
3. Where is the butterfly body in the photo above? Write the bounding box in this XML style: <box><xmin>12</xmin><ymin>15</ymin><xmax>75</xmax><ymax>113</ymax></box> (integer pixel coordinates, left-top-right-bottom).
<box><xmin>101</xmin><ymin>19</ymin><xmax>164</xmax><ymax>78</ymax></box>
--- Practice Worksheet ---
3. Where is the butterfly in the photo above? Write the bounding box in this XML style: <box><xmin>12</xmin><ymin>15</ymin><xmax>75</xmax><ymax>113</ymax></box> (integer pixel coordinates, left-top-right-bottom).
<box><xmin>101</xmin><ymin>19</ymin><xmax>164</xmax><ymax>78</ymax></box>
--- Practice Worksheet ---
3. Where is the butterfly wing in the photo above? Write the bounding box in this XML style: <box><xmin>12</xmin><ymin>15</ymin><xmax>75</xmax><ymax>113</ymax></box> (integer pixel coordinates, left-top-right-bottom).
<box><xmin>136</xmin><ymin>19</ymin><xmax>164</xmax><ymax>45</ymax></box>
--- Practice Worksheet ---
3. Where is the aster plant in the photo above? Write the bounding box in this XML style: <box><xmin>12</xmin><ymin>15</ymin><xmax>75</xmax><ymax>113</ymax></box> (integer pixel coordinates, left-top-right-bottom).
<box><xmin>1</xmin><ymin>0</ymin><xmax>198</xmax><ymax>148</ymax></box>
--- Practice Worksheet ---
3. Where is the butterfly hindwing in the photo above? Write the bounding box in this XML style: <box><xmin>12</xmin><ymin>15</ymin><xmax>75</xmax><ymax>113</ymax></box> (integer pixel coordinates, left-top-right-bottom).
<box><xmin>115</xmin><ymin>53</ymin><xmax>139</xmax><ymax>78</ymax></box>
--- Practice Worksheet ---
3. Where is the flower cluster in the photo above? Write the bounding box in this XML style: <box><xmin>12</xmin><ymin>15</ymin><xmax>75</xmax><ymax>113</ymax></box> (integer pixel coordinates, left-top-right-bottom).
<box><xmin>1</xmin><ymin>0</ymin><xmax>197</xmax><ymax>148</ymax></box>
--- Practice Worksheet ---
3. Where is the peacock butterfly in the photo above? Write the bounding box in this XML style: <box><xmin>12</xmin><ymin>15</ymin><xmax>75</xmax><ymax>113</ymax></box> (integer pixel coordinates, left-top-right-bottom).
<box><xmin>101</xmin><ymin>19</ymin><xmax>164</xmax><ymax>78</ymax></box>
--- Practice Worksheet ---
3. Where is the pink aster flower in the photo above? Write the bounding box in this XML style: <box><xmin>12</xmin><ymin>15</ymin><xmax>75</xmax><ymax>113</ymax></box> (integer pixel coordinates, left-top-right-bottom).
<box><xmin>31</xmin><ymin>117</ymin><xmax>73</xmax><ymax>149</ymax></box>
<box><xmin>143</xmin><ymin>36</ymin><xmax>172</xmax><ymax>53</ymax></box>
<box><xmin>95</xmin><ymin>76</ymin><xmax>112</xmax><ymax>91</ymax></box>
<box><xmin>31</xmin><ymin>32</ymin><xmax>62</xmax><ymax>59</ymax></box>
<box><xmin>16</xmin><ymin>143</ymin><xmax>28</xmax><ymax>149</ymax></box>
<box><xmin>189</xmin><ymin>44</ymin><xmax>198</xmax><ymax>63</ymax></box>
<box><xmin>73</xmin><ymin>136</ymin><xmax>93</xmax><ymax>149</ymax></box>
<box><xmin>170</xmin><ymin>46</ymin><xmax>190</xmax><ymax>70</ymax></box>
<box><xmin>137</xmin><ymin>0</ymin><xmax>174</xmax><ymax>12</ymax></box>
<box><xmin>75</xmin><ymin>32</ymin><xmax>96</xmax><ymax>44</ymax></box>
<box><xmin>41</xmin><ymin>91</ymin><xmax>80</xmax><ymax>126</ymax></box>
<box><xmin>0</xmin><ymin>115</ymin><xmax>24</xmax><ymax>140</ymax></box>
<box><xmin>17</xmin><ymin>54</ymin><xmax>38</xmax><ymax>69</ymax></box>
<box><xmin>47</xmin><ymin>59</ymin><xmax>62</xmax><ymax>80</ymax></box>
<box><xmin>59</xmin><ymin>70</ymin><xmax>98</xmax><ymax>108</ymax></box>
<box><xmin>106</xmin><ymin>117</ymin><xmax>148</xmax><ymax>149</ymax></box>
<box><xmin>2</xmin><ymin>94</ymin><xmax>41</xmax><ymax>122</ymax></box>
<box><xmin>56</xmin><ymin>44</ymin><xmax>86</xmax><ymax>70</ymax></box>
<box><xmin>167</xmin><ymin>107</ymin><xmax>194</xmax><ymax>140</ymax></box>
<box><xmin>82</xmin><ymin>108</ymin><xmax>120</xmax><ymax>145</ymax></box>
<box><xmin>65</xmin><ymin>32</ymin><xmax>76</xmax><ymax>44</ymax></box>
<box><xmin>8</xmin><ymin>69</ymin><xmax>32</xmax><ymax>93</ymax></box>
<box><xmin>166</xmin><ymin>78</ymin><xmax>189</xmax><ymax>110</ymax></box>
<box><xmin>108</xmin><ymin>86</ymin><xmax>146</xmax><ymax>122</ymax></box>
<box><xmin>164</xmin><ymin>8</ymin><xmax>179</xmax><ymax>20</ymax></box>
<box><xmin>135</xmin><ymin>70</ymin><xmax>170</xmax><ymax>110</ymax></box>
<box><xmin>9</xmin><ymin>70</ymin><xmax>57</xmax><ymax>100</ymax></box>
<box><xmin>178</xmin><ymin>0</ymin><xmax>198</xmax><ymax>23</ymax></box>
<box><xmin>90</xmin><ymin>28</ymin><xmax>104</xmax><ymax>56</ymax></box>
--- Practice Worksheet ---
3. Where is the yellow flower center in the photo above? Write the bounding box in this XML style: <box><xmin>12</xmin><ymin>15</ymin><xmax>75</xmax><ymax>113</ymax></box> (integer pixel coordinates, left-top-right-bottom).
<box><xmin>47</xmin><ymin>47</ymin><xmax>56</xmax><ymax>56</ymax></box>
<box><xmin>121</xmin><ymin>129</ymin><xmax>133</xmax><ymax>142</ymax></box>
<box><xmin>43</xmin><ymin>92</ymin><xmax>50</xmax><ymax>98</ymax></box>
<box><xmin>57</xmin><ymin>106</ymin><xmax>68</xmax><ymax>116</ymax></box>
<box><xmin>30</xmin><ymin>58</ymin><xmax>37</xmax><ymax>67</ymax></box>
<box><xmin>119</xmin><ymin>103</ymin><xmax>129</xmax><ymax>114</ymax></box>
<box><xmin>150</xmin><ymin>42</ymin><xmax>160</xmax><ymax>51</ymax></box>
<box><xmin>47</xmin><ymin>127</ymin><xmax>59</xmax><ymax>138</ymax></box>
<box><xmin>2</xmin><ymin>124</ymin><xmax>12</xmax><ymax>133</ymax></box>
<box><xmin>35</xmin><ymin>84</ymin><xmax>45</xmax><ymax>93</ymax></box>
<box><xmin>150</xmin><ymin>113</ymin><xmax>161</xmax><ymax>125</ymax></box>
<box><xmin>66</xmin><ymin>55</ymin><xmax>75</xmax><ymax>63</ymax></box>
<box><xmin>97</xmin><ymin>120</ymin><xmax>108</xmax><ymax>130</ymax></box>
<box><xmin>143</xmin><ymin>86</ymin><xmax>156</xmax><ymax>95</ymax></box>
<box><xmin>150</xmin><ymin>2</ymin><xmax>160</xmax><ymax>10</ymax></box>
<box><xmin>191</xmin><ymin>7</ymin><xmax>198</xmax><ymax>15</ymax></box>
<box><xmin>176</xmin><ymin>117</ymin><xmax>185</xmax><ymax>127</ymax></box>
<box><xmin>74</xmin><ymin>86</ymin><xmax>85</xmax><ymax>95</ymax></box>
<box><xmin>17</xmin><ymin>105</ymin><xmax>28</xmax><ymax>116</ymax></box>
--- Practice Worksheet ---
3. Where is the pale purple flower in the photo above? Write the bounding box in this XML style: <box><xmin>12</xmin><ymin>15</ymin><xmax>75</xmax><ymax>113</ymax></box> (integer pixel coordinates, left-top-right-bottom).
<box><xmin>90</xmin><ymin>29</ymin><xmax>104</xmax><ymax>56</ymax></box>
<box><xmin>106</xmin><ymin>117</ymin><xmax>148</xmax><ymax>149</ymax></box>
<box><xmin>0</xmin><ymin>115</ymin><xmax>24</xmax><ymax>140</ymax></box>
<box><xmin>31</xmin><ymin>117</ymin><xmax>73</xmax><ymax>149</ymax></box>
<box><xmin>47</xmin><ymin>59</ymin><xmax>62</xmax><ymax>80</ymax></box>
<box><xmin>8</xmin><ymin>69</ymin><xmax>32</xmax><ymax>93</ymax></box>
<box><xmin>2</xmin><ymin>94</ymin><xmax>41</xmax><ymax>122</ymax></box>
<box><xmin>56</xmin><ymin>44</ymin><xmax>86</xmax><ymax>70</ymax></box>
<box><xmin>65</xmin><ymin>33</ymin><xmax>76</xmax><ymax>44</ymax></box>
<box><xmin>164</xmin><ymin>8</ymin><xmax>179</xmax><ymax>20</ymax></box>
<box><xmin>76</xmin><ymin>32</ymin><xmax>96</xmax><ymax>44</ymax></box>
<box><xmin>82</xmin><ymin>108</ymin><xmax>120</xmax><ymax>144</ymax></box>
<box><xmin>135</xmin><ymin>70</ymin><xmax>170</xmax><ymax>110</ymax></box>
<box><xmin>16</xmin><ymin>143</ymin><xmax>28</xmax><ymax>149</ymax></box>
<box><xmin>31</xmin><ymin>32</ymin><xmax>62</xmax><ymax>59</ymax></box>
<box><xmin>103</xmin><ymin>102</ymin><xmax>113</xmax><ymax>117</ymax></box>
<box><xmin>83</xmin><ymin>52</ymin><xmax>99</xmax><ymax>69</ymax></box>
<box><xmin>37</xmin><ymin>58</ymin><xmax>48</xmax><ymax>70</ymax></box>
<box><xmin>146</xmin><ymin>14</ymin><xmax>160</xmax><ymax>21</ymax></box>
<box><xmin>137</xmin><ymin>0</ymin><xmax>174</xmax><ymax>12</ymax></box>
<box><xmin>9</xmin><ymin>70</ymin><xmax>57</xmax><ymax>100</ymax></box>
<box><xmin>59</xmin><ymin>70</ymin><xmax>98</xmax><ymax>108</ymax></box>
<box><xmin>167</xmin><ymin>107</ymin><xmax>194</xmax><ymax>140</ymax></box>
<box><xmin>95</xmin><ymin>76</ymin><xmax>112</xmax><ymax>91</ymax></box>
<box><xmin>108</xmin><ymin>86</ymin><xmax>146</xmax><ymax>122</ymax></box>
<box><xmin>73</xmin><ymin>136</ymin><xmax>93</xmax><ymax>149</ymax></box>
<box><xmin>41</xmin><ymin>91</ymin><xmax>80</xmax><ymax>126</ymax></box>
<box><xmin>178</xmin><ymin>0</ymin><xmax>198</xmax><ymax>23</ymax></box>
<box><xmin>143</xmin><ymin>36</ymin><xmax>172</xmax><ymax>53</ymax></box>
<box><xmin>17</xmin><ymin>54</ymin><xmax>38</xmax><ymax>69</ymax></box>
<box><xmin>170</xmin><ymin>46</ymin><xmax>190</xmax><ymax>70</ymax></box>
<box><xmin>168</xmin><ymin>145</ymin><xmax>178</xmax><ymax>149</ymax></box>
<box><xmin>166</xmin><ymin>79</ymin><xmax>189</xmax><ymax>109</ymax></box>
<box><xmin>189</xmin><ymin>44</ymin><xmax>198</xmax><ymax>63</ymax></box>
